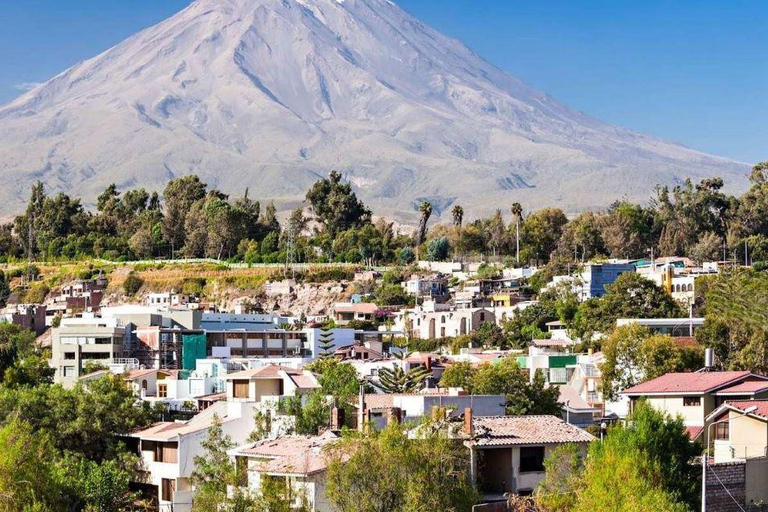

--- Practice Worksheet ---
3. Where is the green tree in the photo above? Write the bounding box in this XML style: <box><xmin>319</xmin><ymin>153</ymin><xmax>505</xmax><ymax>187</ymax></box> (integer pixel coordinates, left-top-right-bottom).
<box><xmin>600</xmin><ymin>324</ymin><xmax>703</xmax><ymax>400</ymax></box>
<box><xmin>521</xmin><ymin>207</ymin><xmax>568</xmax><ymax>263</ymax></box>
<box><xmin>426</xmin><ymin>236</ymin><xmax>451</xmax><ymax>261</ymax></box>
<box><xmin>162</xmin><ymin>175</ymin><xmax>207</xmax><ymax>255</ymax></box>
<box><xmin>306</xmin><ymin>171</ymin><xmax>371</xmax><ymax>236</ymax></box>
<box><xmin>537</xmin><ymin>402</ymin><xmax>698</xmax><ymax>512</ymax></box>
<box><xmin>374</xmin><ymin>283</ymin><xmax>412</xmax><ymax>306</ymax></box>
<box><xmin>574</xmin><ymin>272</ymin><xmax>683</xmax><ymax>343</ymax></box>
<box><xmin>439</xmin><ymin>361</ymin><xmax>475</xmax><ymax>391</ymax></box>
<box><xmin>511</xmin><ymin>202</ymin><xmax>523</xmax><ymax>264</ymax></box>
<box><xmin>416</xmin><ymin>201</ymin><xmax>433</xmax><ymax>246</ymax></box>
<box><xmin>317</xmin><ymin>326</ymin><xmax>335</xmax><ymax>358</ymax></box>
<box><xmin>122</xmin><ymin>272</ymin><xmax>143</xmax><ymax>296</ymax></box>
<box><xmin>307</xmin><ymin>359</ymin><xmax>360</xmax><ymax>401</ymax></box>
<box><xmin>191</xmin><ymin>415</ymin><xmax>235</xmax><ymax>510</ymax></box>
<box><xmin>398</xmin><ymin>246</ymin><xmax>416</xmax><ymax>265</ymax></box>
<box><xmin>451</xmin><ymin>205</ymin><xmax>464</xmax><ymax>228</ymax></box>
<box><xmin>0</xmin><ymin>271</ymin><xmax>10</xmax><ymax>307</ymax></box>
<box><xmin>55</xmin><ymin>455</ymin><xmax>137</xmax><ymax>512</ymax></box>
<box><xmin>280</xmin><ymin>391</ymin><xmax>331</xmax><ymax>436</ymax></box>
<box><xmin>325</xmin><ymin>421</ymin><xmax>478</xmax><ymax>512</ymax></box>
<box><xmin>0</xmin><ymin>419</ymin><xmax>60</xmax><ymax>512</ymax></box>
<box><xmin>377</xmin><ymin>363</ymin><xmax>431</xmax><ymax>394</ymax></box>
<box><xmin>3</xmin><ymin>353</ymin><xmax>55</xmax><ymax>388</ymax></box>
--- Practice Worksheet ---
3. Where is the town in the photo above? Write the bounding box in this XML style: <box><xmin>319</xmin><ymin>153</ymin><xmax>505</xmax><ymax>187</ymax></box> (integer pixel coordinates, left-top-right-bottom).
<box><xmin>0</xmin><ymin>1</ymin><xmax>764</xmax><ymax>510</ymax></box>
<box><xmin>1</xmin><ymin>164</ymin><xmax>767</xmax><ymax>511</ymax></box>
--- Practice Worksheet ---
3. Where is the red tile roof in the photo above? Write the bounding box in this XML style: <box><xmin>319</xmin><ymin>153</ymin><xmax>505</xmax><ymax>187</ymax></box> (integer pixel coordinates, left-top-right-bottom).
<box><xmin>288</xmin><ymin>373</ymin><xmax>321</xmax><ymax>389</ymax></box>
<box><xmin>559</xmin><ymin>385</ymin><xmax>599</xmax><ymax>412</ymax></box>
<box><xmin>125</xmin><ymin>369</ymin><xmax>161</xmax><ymax>380</ymax></box>
<box><xmin>532</xmin><ymin>339</ymin><xmax>572</xmax><ymax>348</ymax></box>
<box><xmin>363</xmin><ymin>394</ymin><xmax>395</xmax><ymax>410</ymax></box>
<box><xmin>622</xmin><ymin>371</ymin><xmax>759</xmax><ymax>396</ymax></box>
<box><xmin>685</xmin><ymin>426</ymin><xmax>704</xmax><ymax>440</ymax></box>
<box><xmin>723</xmin><ymin>400</ymin><xmax>768</xmax><ymax>420</ymax></box>
<box><xmin>225</xmin><ymin>365</ymin><xmax>302</xmax><ymax>380</ymax></box>
<box><xmin>715</xmin><ymin>380</ymin><xmax>768</xmax><ymax>395</ymax></box>
<box><xmin>469</xmin><ymin>415</ymin><xmax>595</xmax><ymax>447</ymax></box>
<box><xmin>237</xmin><ymin>432</ymin><xmax>339</xmax><ymax>476</ymax></box>
<box><xmin>334</xmin><ymin>303</ymin><xmax>379</xmax><ymax>314</ymax></box>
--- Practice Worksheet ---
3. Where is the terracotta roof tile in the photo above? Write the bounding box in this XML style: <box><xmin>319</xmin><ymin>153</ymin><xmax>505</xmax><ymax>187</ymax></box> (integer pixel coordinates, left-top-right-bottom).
<box><xmin>334</xmin><ymin>303</ymin><xmax>379</xmax><ymax>314</ymax></box>
<box><xmin>288</xmin><ymin>373</ymin><xmax>321</xmax><ymax>389</ymax></box>
<box><xmin>622</xmin><ymin>371</ymin><xmax>759</xmax><ymax>395</ymax></box>
<box><xmin>363</xmin><ymin>394</ymin><xmax>394</xmax><ymax>409</ymax></box>
<box><xmin>715</xmin><ymin>381</ymin><xmax>768</xmax><ymax>395</ymax></box>
<box><xmin>723</xmin><ymin>400</ymin><xmax>768</xmax><ymax>420</ymax></box>
<box><xmin>469</xmin><ymin>415</ymin><xmax>595</xmax><ymax>447</ymax></box>
<box><xmin>225</xmin><ymin>365</ymin><xmax>301</xmax><ymax>380</ymax></box>
<box><xmin>531</xmin><ymin>339</ymin><xmax>572</xmax><ymax>348</ymax></box>
<box><xmin>237</xmin><ymin>433</ymin><xmax>339</xmax><ymax>476</ymax></box>
<box><xmin>685</xmin><ymin>426</ymin><xmax>704</xmax><ymax>440</ymax></box>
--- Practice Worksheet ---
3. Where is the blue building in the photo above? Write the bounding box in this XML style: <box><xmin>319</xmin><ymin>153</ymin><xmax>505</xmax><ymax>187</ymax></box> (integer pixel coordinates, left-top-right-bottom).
<box><xmin>578</xmin><ymin>263</ymin><xmax>635</xmax><ymax>299</ymax></box>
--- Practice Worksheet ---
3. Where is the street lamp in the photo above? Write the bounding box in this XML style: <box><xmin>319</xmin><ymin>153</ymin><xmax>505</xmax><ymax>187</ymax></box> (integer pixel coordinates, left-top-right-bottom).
<box><xmin>701</xmin><ymin>404</ymin><xmax>757</xmax><ymax>512</ymax></box>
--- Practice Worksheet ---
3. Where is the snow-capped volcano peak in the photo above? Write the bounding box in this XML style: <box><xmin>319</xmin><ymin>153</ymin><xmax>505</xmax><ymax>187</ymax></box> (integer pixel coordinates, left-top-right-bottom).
<box><xmin>0</xmin><ymin>0</ymin><xmax>746</xmax><ymax>219</ymax></box>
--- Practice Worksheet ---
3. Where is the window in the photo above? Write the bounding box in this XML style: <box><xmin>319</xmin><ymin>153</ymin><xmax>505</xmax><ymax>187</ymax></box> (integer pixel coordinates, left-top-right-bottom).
<box><xmin>683</xmin><ymin>397</ymin><xmax>701</xmax><ymax>407</ymax></box>
<box><xmin>64</xmin><ymin>352</ymin><xmax>76</xmax><ymax>360</ymax></box>
<box><xmin>158</xmin><ymin>383</ymin><xmax>167</xmax><ymax>398</ymax></box>
<box><xmin>63</xmin><ymin>366</ymin><xmax>76</xmax><ymax>377</ymax></box>
<box><xmin>715</xmin><ymin>421</ymin><xmax>730</xmax><ymax>441</ymax></box>
<box><xmin>479</xmin><ymin>313</ymin><xmax>486</xmax><ymax>322</ymax></box>
<box><xmin>161</xmin><ymin>443</ymin><xmax>177</xmax><ymax>463</ymax></box>
<box><xmin>519</xmin><ymin>446</ymin><xmax>546</xmax><ymax>473</ymax></box>
<box><xmin>161</xmin><ymin>478</ymin><xmax>176</xmax><ymax>502</ymax></box>
<box><xmin>233</xmin><ymin>380</ymin><xmax>250</xmax><ymax>399</ymax></box>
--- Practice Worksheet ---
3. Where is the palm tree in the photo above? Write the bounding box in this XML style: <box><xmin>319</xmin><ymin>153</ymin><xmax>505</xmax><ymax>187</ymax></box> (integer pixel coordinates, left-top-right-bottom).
<box><xmin>417</xmin><ymin>201</ymin><xmax>433</xmax><ymax>246</ymax></box>
<box><xmin>511</xmin><ymin>202</ymin><xmax>523</xmax><ymax>264</ymax></box>
<box><xmin>377</xmin><ymin>363</ymin><xmax>431</xmax><ymax>394</ymax></box>
<box><xmin>452</xmin><ymin>205</ymin><xmax>464</xmax><ymax>261</ymax></box>
<box><xmin>451</xmin><ymin>205</ymin><xmax>464</xmax><ymax>228</ymax></box>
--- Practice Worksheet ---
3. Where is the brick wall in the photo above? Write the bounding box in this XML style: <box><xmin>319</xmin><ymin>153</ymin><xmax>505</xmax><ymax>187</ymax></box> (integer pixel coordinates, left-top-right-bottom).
<box><xmin>707</xmin><ymin>461</ymin><xmax>746</xmax><ymax>512</ymax></box>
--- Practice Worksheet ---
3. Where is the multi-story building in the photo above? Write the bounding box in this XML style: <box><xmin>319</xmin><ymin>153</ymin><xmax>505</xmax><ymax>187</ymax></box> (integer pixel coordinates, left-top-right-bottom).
<box><xmin>50</xmin><ymin>316</ymin><xmax>127</xmax><ymax>388</ymax></box>
<box><xmin>1</xmin><ymin>303</ymin><xmax>47</xmax><ymax>335</ymax></box>
<box><xmin>393</xmin><ymin>302</ymin><xmax>499</xmax><ymax>339</ymax></box>
<box><xmin>622</xmin><ymin>371</ymin><xmax>768</xmax><ymax>441</ymax></box>
<box><xmin>575</xmin><ymin>263</ymin><xmax>636</xmax><ymax>300</ymax></box>
<box><xmin>132</xmin><ymin>364</ymin><xmax>319</xmax><ymax>512</ymax></box>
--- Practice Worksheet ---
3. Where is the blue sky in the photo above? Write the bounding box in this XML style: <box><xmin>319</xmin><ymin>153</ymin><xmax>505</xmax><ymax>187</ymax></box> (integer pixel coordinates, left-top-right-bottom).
<box><xmin>0</xmin><ymin>0</ymin><xmax>765</xmax><ymax>164</ymax></box>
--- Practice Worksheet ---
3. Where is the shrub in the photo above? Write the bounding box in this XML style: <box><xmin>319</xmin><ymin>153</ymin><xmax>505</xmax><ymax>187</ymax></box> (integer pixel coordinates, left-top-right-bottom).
<box><xmin>398</xmin><ymin>247</ymin><xmax>416</xmax><ymax>264</ymax></box>
<box><xmin>123</xmin><ymin>272</ymin><xmax>144</xmax><ymax>296</ymax></box>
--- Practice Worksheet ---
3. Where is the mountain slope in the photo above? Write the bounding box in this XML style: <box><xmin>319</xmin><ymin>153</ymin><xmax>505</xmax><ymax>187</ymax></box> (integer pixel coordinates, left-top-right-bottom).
<box><xmin>0</xmin><ymin>0</ymin><xmax>748</xmax><ymax>220</ymax></box>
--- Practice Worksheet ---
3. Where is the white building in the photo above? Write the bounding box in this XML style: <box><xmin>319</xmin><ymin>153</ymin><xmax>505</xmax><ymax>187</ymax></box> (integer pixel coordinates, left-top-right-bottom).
<box><xmin>132</xmin><ymin>365</ymin><xmax>319</xmax><ymax>512</ymax></box>
<box><xmin>231</xmin><ymin>432</ymin><xmax>340</xmax><ymax>512</ymax></box>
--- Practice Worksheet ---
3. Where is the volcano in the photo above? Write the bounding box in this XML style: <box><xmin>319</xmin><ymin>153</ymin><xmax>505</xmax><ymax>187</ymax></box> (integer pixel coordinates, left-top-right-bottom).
<box><xmin>0</xmin><ymin>0</ymin><xmax>748</xmax><ymax>220</ymax></box>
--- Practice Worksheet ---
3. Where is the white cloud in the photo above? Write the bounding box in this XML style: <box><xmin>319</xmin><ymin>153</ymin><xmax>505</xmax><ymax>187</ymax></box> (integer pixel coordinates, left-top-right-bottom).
<box><xmin>13</xmin><ymin>82</ymin><xmax>42</xmax><ymax>92</ymax></box>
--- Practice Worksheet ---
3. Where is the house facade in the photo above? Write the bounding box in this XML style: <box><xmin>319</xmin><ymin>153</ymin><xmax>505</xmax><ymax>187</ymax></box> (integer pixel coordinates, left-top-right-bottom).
<box><xmin>465</xmin><ymin>412</ymin><xmax>595</xmax><ymax>498</ymax></box>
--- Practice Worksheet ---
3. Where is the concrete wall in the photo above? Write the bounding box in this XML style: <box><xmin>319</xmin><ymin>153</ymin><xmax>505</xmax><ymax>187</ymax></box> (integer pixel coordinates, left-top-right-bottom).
<box><xmin>646</xmin><ymin>395</ymin><xmax>709</xmax><ymax>427</ymax></box>
<box><xmin>746</xmin><ymin>457</ymin><xmax>768</xmax><ymax>508</ymax></box>
<box><xmin>716</xmin><ymin>413</ymin><xmax>768</xmax><ymax>462</ymax></box>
